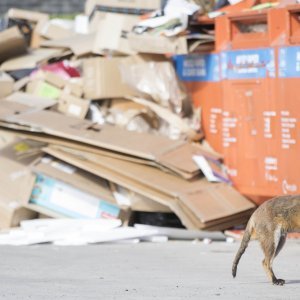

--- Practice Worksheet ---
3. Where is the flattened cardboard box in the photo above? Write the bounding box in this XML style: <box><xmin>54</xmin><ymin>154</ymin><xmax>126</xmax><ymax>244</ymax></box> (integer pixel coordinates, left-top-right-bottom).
<box><xmin>83</xmin><ymin>57</ymin><xmax>137</xmax><ymax>99</ymax></box>
<box><xmin>0</xmin><ymin>48</ymin><xmax>66</xmax><ymax>72</ymax></box>
<box><xmin>6</xmin><ymin>109</ymin><xmax>204</xmax><ymax>178</ymax></box>
<box><xmin>60</xmin><ymin>147</ymin><xmax>254</xmax><ymax>224</ymax></box>
<box><xmin>5</xmin><ymin>109</ymin><xmax>163</xmax><ymax>160</ymax></box>
<box><xmin>0</xmin><ymin>129</ymin><xmax>160</xmax><ymax>168</ymax></box>
<box><xmin>44</xmin><ymin>145</ymin><xmax>255</xmax><ymax>230</ymax></box>
<box><xmin>44</xmin><ymin>146</ymin><xmax>188</xmax><ymax>226</ymax></box>
<box><xmin>37</xmin><ymin>154</ymin><xmax>169</xmax><ymax>213</ymax></box>
<box><xmin>0</xmin><ymin>100</ymin><xmax>35</xmax><ymax>121</ymax></box>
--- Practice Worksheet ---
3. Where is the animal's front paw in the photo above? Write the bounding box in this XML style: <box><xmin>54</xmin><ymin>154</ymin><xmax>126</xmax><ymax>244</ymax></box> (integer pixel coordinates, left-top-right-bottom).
<box><xmin>273</xmin><ymin>278</ymin><xmax>285</xmax><ymax>286</ymax></box>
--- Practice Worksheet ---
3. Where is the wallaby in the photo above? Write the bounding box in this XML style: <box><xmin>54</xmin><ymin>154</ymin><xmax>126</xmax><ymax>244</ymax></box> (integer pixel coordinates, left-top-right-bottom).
<box><xmin>232</xmin><ymin>195</ymin><xmax>300</xmax><ymax>285</ymax></box>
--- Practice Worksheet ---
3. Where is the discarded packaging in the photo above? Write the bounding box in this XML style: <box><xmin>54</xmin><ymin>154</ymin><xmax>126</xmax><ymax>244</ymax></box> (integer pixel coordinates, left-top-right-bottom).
<box><xmin>0</xmin><ymin>1</ymin><xmax>264</xmax><ymax>235</ymax></box>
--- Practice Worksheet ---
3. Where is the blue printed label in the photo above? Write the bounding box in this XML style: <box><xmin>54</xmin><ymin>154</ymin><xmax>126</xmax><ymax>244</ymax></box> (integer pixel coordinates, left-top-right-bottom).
<box><xmin>99</xmin><ymin>202</ymin><xmax>121</xmax><ymax>219</ymax></box>
<box><xmin>278</xmin><ymin>46</ymin><xmax>300</xmax><ymax>78</ymax></box>
<box><xmin>174</xmin><ymin>54</ymin><xmax>220</xmax><ymax>82</ymax></box>
<box><xmin>221</xmin><ymin>48</ymin><xmax>275</xmax><ymax>79</ymax></box>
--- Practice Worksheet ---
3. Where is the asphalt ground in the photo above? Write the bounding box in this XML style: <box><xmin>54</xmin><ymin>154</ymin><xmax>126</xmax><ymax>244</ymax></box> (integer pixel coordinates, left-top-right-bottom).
<box><xmin>0</xmin><ymin>240</ymin><xmax>299</xmax><ymax>299</ymax></box>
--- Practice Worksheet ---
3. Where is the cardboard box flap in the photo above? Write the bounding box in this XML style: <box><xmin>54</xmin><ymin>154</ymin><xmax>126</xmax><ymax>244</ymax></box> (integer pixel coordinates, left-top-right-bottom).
<box><xmin>172</xmin><ymin>189</ymin><xmax>253</xmax><ymax>230</ymax></box>
<box><xmin>128</xmin><ymin>33</ymin><xmax>188</xmax><ymax>55</ymax></box>
<box><xmin>202</xmin><ymin>213</ymin><xmax>252</xmax><ymax>231</ymax></box>
<box><xmin>7</xmin><ymin>109</ymin><xmax>92</xmax><ymax>133</ymax></box>
<box><xmin>8</xmin><ymin>130</ymin><xmax>157</xmax><ymax>167</ymax></box>
<box><xmin>0</xmin><ymin>139</ymin><xmax>43</xmax><ymax>206</ymax></box>
<box><xmin>181</xmin><ymin>183</ymin><xmax>255</xmax><ymax>223</ymax></box>
<box><xmin>33</xmin><ymin>70</ymin><xmax>67</xmax><ymax>89</ymax></box>
<box><xmin>0</xmin><ymin>156</ymin><xmax>32</xmax><ymax>206</ymax></box>
<box><xmin>157</xmin><ymin>143</ymin><xmax>221</xmax><ymax>175</ymax></box>
<box><xmin>1</xmin><ymin>48</ymin><xmax>65</xmax><ymax>72</ymax></box>
<box><xmin>0</xmin><ymin>100</ymin><xmax>34</xmax><ymax>120</ymax></box>
<box><xmin>201</xmin><ymin>210</ymin><xmax>254</xmax><ymax>229</ymax></box>
<box><xmin>4</xmin><ymin>109</ymin><xmax>200</xmax><ymax>178</ymax></box>
<box><xmin>0</xmin><ymin>27</ymin><xmax>27</xmax><ymax>63</ymax></box>
<box><xmin>0</xmin><ymin>120</ymin><xmax>38</xmax><ymax>132</ymax></box>
<box><xmin>41</xmin><ymin>33</ymin><xmax>96</xmax><ymax>57</ymax></box>
<box><xmin>9</xmin><ymin>110</ymin><xmax>187</xmax><ymax>161</ymax></box>
<box><xmin>83</xmin><ymin>57</ymin><xmax>137</xmax><ymax>99</ymax></box>
<box><xmin>93</xmin><ymin>13</ymin><xmax>138</xmax><ymax>56</ymax></box>
<box><xmin>0</xmin><ymin>138</ymin><xmax>45</xmax><ymax>165</ymax></box>
<box><xmin>14</xmin><ymin>76</ymin><xmax>30</xmax><ymax>91</ymax></box>
<box><xmin>5</xmin><ymin>92</ymin><xmax>56</xmax><ymax>110</ymax></box>
<box><xmin>46</xmin><ymin>145</ymin><xmax>195</xmax><ymax>198</ymax></box>
<box><xmin>40</xmin><ymin>22</ymin><xmax>74</xmax><ymax>40</ymax></box>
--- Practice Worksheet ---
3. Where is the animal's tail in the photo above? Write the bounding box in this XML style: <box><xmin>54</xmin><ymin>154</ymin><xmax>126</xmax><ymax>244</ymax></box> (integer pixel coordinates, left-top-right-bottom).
<box><xmin>232</xmin><ymin>220</ymin><xmax>253</xmax><ymax>278</ymax></box>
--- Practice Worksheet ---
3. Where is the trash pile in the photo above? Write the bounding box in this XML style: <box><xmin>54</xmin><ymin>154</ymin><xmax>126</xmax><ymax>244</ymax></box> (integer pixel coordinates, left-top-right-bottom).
<box><xmin>0</xmin><ymin>0</ymin><xmax>263</xmax><ymax>243</ymax></box>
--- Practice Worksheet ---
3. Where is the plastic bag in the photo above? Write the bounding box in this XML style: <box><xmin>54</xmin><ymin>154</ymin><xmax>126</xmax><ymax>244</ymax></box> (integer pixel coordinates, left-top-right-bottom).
<box><xmin>120</xmin><ymin>59</ymin><xmax>187</xmax><ymax>115</ymax></box>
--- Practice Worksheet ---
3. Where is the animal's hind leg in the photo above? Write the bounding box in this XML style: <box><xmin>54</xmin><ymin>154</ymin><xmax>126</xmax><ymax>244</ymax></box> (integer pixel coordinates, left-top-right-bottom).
<box><xmin>260</xmin><ymin>230</ymin><xmax>285</xmax><ymax>285</ymax></box>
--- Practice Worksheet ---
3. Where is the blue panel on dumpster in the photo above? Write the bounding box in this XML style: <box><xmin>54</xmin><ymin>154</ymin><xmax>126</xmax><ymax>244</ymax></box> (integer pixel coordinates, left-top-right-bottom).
<box><xmin>221</xmin><ymin>48</ymin><xmax>275</xmax><ymax>80</ymax></box>
<box><xmin>278</xmin><ymin>46</ymin><xmax>300</xmax><ymax>78</ymax></box>
<box><xmin>174</xmin><ymin>54</ymin><xmax>220</xmax><ymax>82</ymax></box>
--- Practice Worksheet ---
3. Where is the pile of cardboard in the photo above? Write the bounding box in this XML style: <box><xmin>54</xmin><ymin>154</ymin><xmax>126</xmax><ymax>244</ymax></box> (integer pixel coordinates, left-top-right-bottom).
<box><xmin>0</xmin><ymin>0</ymin><xmax>256</xmax><ymax>233</ymax></box>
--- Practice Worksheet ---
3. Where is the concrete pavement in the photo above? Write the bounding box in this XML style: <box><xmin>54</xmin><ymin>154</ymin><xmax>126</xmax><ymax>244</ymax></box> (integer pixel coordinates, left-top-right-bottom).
<box><xmin>0</xmin><ymin>240</ymin><xmax>299</xmax><ymax>299</ymax></box>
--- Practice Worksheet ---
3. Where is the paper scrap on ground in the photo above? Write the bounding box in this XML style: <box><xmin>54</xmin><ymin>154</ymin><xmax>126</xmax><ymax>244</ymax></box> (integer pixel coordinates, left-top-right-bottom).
<box><xmin>0</xmin><ymin>219</ymin><xmax>122</xmax><ymax>246</ymax></box>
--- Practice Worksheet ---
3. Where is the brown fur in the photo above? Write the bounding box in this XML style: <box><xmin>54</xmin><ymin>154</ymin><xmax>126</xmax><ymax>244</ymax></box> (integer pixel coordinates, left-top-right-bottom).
<box><xmin>232</xmin><ymin>195</ymin><xmax>300</xmax><ymax>285</ymax></box>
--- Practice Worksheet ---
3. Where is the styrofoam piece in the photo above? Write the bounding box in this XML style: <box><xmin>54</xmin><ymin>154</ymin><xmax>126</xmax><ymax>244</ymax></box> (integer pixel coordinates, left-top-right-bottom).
<box><xmin>141</xmin><ymin>235</ymin><xmax>168</xmax><ymax>243</ymax></box>
<box><xmin>134</xmin><ymin>224</ymin><xmax>226</xmax><ymax>241</ymax></box>
<box><xmin>85</xmin><ymin>227</ymin><xmax>158</xmax><ymax>244</ymax></box>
